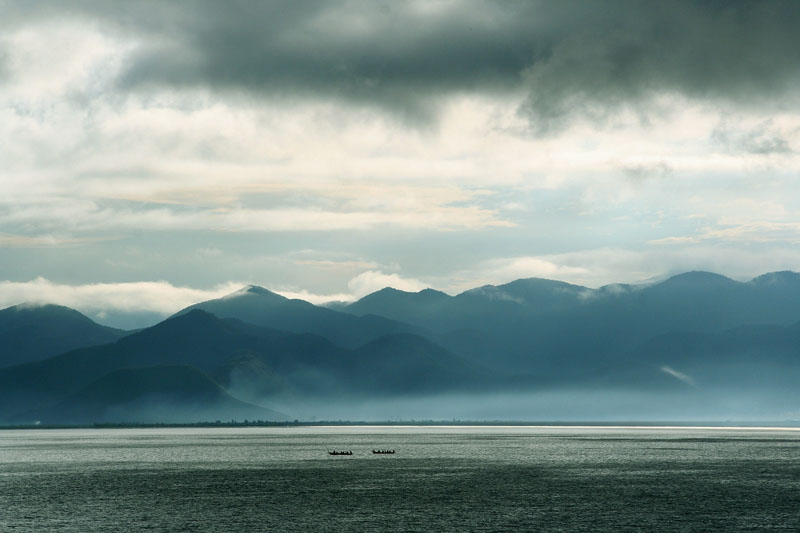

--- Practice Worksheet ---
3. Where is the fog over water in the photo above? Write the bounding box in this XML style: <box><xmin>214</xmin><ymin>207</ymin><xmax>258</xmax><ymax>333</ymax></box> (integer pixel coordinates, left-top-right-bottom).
<box><xmin>246</xmin><ymin>389</ymin><xmax>800</xmax><ymax>423</ymax></box>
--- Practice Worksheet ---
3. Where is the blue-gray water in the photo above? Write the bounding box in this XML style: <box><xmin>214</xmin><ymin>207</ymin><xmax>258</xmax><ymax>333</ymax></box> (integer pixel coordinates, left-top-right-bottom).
<box><xmin>2</xmin><ymin>426</ymin><xmax>799</xmax><ymax>531</ymax></box>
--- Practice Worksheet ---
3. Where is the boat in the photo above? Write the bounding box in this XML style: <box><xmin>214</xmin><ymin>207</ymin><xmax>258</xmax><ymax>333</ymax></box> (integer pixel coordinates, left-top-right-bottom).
<box><xmin>328</xmin><ymin>450</ymin><xmax>352</xmax><ymax>456</ymax></box>
<box><xmin>372</xmin><ymin>449</ymin><xmax>395</xmax><ymax>454</ymax></box>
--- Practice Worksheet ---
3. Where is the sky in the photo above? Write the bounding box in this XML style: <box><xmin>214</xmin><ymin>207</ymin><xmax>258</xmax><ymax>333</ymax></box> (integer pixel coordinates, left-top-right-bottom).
<box><xmin>3</xmin><ymin>0</ymin><xmax>800</xmax><ymax>326</ymax></box>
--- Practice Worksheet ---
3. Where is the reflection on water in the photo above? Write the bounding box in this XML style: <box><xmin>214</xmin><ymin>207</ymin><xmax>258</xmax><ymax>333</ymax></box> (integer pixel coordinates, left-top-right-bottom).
<box><xmin>2</xmin><ymin>427</ymin><xmax>799</xmax><ymax>531</ymax></box>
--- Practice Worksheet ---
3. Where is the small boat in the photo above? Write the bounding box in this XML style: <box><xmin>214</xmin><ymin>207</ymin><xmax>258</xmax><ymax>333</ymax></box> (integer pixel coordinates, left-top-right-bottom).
<box><xmin>372</xmin><ymin>449</ymin><xmax>395</xmax><ymax>454</ymax></box>
<box><xmin>328</xmin><ymin>450</ymin><xmax>352</xmax><ymax>456</ymax></box>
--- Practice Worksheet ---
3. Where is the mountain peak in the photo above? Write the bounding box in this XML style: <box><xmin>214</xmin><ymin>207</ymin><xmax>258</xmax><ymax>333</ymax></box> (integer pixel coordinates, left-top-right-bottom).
<box><xmin>0</xmin><ymin>302</ymin><xmax>126</xmax><ymax>367</ymax></box>
<box><xmin>154</xmin><ymin>309</ymin><xmax>222</xmax><ymax>331</ymax></box>
<box><xmin>6</xmin><ymin>302</ymin><xmax>84</xmax><ymax>315</ymax></box>
<box><xmin>226</xmin><ymin>285</ymin><xmax>286</xmax><ymax>299</ymax></box>
<box><xmin>1</xmin><ymin>302</ymin><xmax>105</xmax><ymax>331</ymax></box>
<box><xmin>659</xmin><ymin>271</ymin><xmax>736</xmax><ymax>287</ymax></box>
<box><xmin>244</xmin><ymin>285</ymin><xmax>271</xmax><ymax>294</ymax></box>
<box><xmin>417</xmin><ymin>288</ymin><xmax>450</xmax><ymax>298</ymax></box>
<box><xmin>372</xmin><ymin>287</ymin><xmax>406</xmax><ymax>296</ymax></box>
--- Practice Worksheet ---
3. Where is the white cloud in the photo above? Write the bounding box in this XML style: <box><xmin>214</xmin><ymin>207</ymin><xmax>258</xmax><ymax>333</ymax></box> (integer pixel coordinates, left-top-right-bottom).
<box><xmin>0</xmin><ymin>202</ymin><xmax>511</xmax><ymax>234</ymax></box>
<box><xmin>699</xmin><ymin>222</ymin><xmax>800</xmax><ymax>244</ymax></box>
<box><xmin>648</xmin><ymin>236</ymin><xmax>700</xmax><ymax>245</ymax></box>
<box><xmin>0</xmin><ymin>273</ymin><xmax>426</xmax><ymax>317</ymax></box>
<box><xmin>272</xmin><ymin>289</ymin><xmax>355</xmax><ymax>305</ymax></box>
<box><xmin>196</xmin><ymin>247</ymin><xmax>222</xmax><ymax>258</ymax></box>
<box><xmin>442</xmin><ymin>245</ymin><xmax>800</xmax><ymax>292</ymax></box>
<box><xmin>478</xmin><ymin>257</ymin><xmax>589</xmax><ymax>284</ymax></box>
<box><xmin>3</xmin><ymin>14</ymin><xmax>800</xmax><ymax>302</ymax></box>
<box><xmin>0</xmin><ymin>232</ymin><xmax>101</xmax><ymax>247</ymax></box>
<box><xmin>347</xmin><ymin>271</ymin><xmax>429</xmax><ymax>298</ymax></box>
<box><xmin>0</xmin><ymin>277</ymin><xmax>243</xmax><ymax>315</ymax></box>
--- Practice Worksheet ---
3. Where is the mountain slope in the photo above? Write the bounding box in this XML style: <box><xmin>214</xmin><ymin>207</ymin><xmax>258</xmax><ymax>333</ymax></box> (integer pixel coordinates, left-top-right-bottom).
<box><xmin>0</xmin><ymin>304</ymin><xmax>126</xmax><ymax>368</ymax></box>
<box><xmin>609</xmin><ymin>321</ymin><xmax>800</xmax><ymax>391</ymax></box>
<box><xmin>14</xmin><ymin>365</ymin><xmax>287</xmax><ymax>424</ymax></box>
<box><xmin>348</xmin><ymin>333</ymin><xmax>490</xmax><ymax>393</ymax></box>
<box><xmin>0</xmin><ymin>310</ymin><xmax>489</xmax><ymax>422</ymax></box>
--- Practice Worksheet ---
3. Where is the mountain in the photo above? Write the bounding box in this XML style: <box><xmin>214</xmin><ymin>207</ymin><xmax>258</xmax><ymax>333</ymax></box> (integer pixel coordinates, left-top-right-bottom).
<box><xmin>0</xmin><ymin>303</ymin><xmax>126</xmax><ymax>368</ymax></box>
<box><xmin>5</xmin><ymin>270</ymin><xmax>800</xmax><ymax>423</ymax></box>
<box><xmin>0</xmin><ymin>310</ymin><xmax>488</xmax><ymax>423</ymax></box>
<box><xmin>13</xmin><ymin>365</ymin><xmax>287</xmax><ymax>425</ymax></box>
<box><xmin>344</xmin><ymin>271</ymin><xmax>800</xmax><ymax>376</ymax></box>
<box><xmin>174</xmin><ymin>285</ymin><xmax>423</xmax><ymax>348</ymax></box>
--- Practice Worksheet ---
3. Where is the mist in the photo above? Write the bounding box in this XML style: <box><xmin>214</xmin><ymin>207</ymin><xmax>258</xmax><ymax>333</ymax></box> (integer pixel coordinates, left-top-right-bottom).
<box><xmin>240</xmin><ymin>388</ymin><xmax>800</xmax><ymax>424</ymax></box>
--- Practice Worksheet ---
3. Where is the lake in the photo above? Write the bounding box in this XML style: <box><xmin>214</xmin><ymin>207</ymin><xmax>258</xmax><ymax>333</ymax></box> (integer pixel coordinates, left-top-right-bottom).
<box><xmin>1</xmin><ymin>426</ymin><xmax>799</xmax><ymax>531</ymax></box>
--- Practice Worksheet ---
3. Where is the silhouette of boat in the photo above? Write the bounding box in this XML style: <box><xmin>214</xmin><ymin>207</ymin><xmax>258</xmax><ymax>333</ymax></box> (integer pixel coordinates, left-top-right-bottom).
<box><xmin>328</xmin><ymin>450</ymin><xmax>352</xmax><ymax>456</ymax></box>
<box><xmin>372</xmin><ymin>449</ymin><xmax>395</xmax><ymax>454</ymax></box>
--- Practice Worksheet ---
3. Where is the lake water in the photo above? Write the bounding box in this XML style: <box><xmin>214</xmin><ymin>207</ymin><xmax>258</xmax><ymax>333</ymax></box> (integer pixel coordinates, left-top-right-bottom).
<box><xmin>1</xmin><ymin>426</ymin><xmax>799</xmax><ymax>531</ymax></box>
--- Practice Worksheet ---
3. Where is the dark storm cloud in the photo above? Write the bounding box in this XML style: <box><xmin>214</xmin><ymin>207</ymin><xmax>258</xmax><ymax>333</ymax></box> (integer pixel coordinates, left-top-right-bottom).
<box><xmin>517</xmin><ymin>1</ymin><xmax>800</xmax><ymax>132</ymax></box>
<box><xmin>5</xmin><ymin>1</ymin><xmax>800</xmax><ymax>130</ymax></box>
<box><xmin>111</xmin><ymin>1</ymin><xmax>547</xmax><ymax>122</ymax></box>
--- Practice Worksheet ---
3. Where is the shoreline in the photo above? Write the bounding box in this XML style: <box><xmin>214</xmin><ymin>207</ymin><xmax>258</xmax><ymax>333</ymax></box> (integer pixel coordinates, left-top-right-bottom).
<box><xmin>2</xmin><ymin>420</ymin><xmax>800</xmax><ymax>430</ymax></box>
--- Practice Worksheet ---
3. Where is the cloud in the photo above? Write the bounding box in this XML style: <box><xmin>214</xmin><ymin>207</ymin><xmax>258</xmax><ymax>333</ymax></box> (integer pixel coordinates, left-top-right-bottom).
<box><xmin>442</xmin><ymin>245</ymin><xmax>800</xmax><ymax>292</ymax></box>
<box><xmin>5</xmin><ymin>1</ymin><xmax>800</xmax><ymax>130</ymax></box>
<box><xmin>195</xmin><ymin>247</ymin><xmax>222</xmax><ymax>258</ymax></box>
<box><xmin>3</xmin><ymin>1</ymin><xmax>800</xmax><ymax>305</ymax></box>
<box><xmin>711</xmin><ymin>119</ymin><xmax>794</xmax><ymax>155</ymax></box>
<box><xmin>0</xmin><ymin>273</ymin><xmax>430</xmax><ymax>316</ymax></box>
<box><xmin>0</xmin><ymin>277</ymin><xmax>243</xmax><ymax>315</ymax></box>
<box><xmin>518</xmin><ymin>1</ymin><xmax>800</xmax><ymax>133</ymax></box>
<box><xmin>0</xmin><ymin>202</ymin><xmax>511</xmax><ymax>235</ymax></box>
<box><xmin>0</xmin><ymin>232</ymin><xmax>101</xmax><ymax>247</ymax></box>
<box><xmin>620</xmin><ymin>161</ymin><xmax>673</xmax><ymax>182</ymax></box>
<box><xmin>294</xmin><ymin>259</ymin><xmax>380</xmax><ymax>271</ymax></box>
<box><xmin>699</xmin><ymin>222</ymin><xmax>800</xmax><ymax>244</ymax></box>
<box><xmin>477</xmin><ymin>257</ymin><xmax>589</xmax><ymax>285</ymax></box>
<box><xmin>272</xmin><ymin>289</ymin><xmax>355</xmax><ymax>306</ymax></box>
<box><xmin>347</xmin><ymin>270</ymin><xmax>428</xmax><ymax>298</ymax></box>
<box><xmin>648</xmin><ymin>236</ymin><xmax>700</xmax><ymax>245</ymax></box>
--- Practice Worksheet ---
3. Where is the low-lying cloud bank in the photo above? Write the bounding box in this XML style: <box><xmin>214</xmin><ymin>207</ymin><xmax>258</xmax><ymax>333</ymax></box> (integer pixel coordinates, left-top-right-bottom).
<box><xmin>0</xmin><ymin>278</ymin><xmax>243</xmax><ymax>317</ymax></box>
<box><xmin>5</xmin><ymin>242</ymin><xmax>800</xmax><ymax>329</ymax></box>
<box><xmin>256</xmin><ymin>389</ymin><xmax>800</xmax><ymax>423</ymax></box>
<box><xmin>0</xmin><ymin>271</ymin><xmax>428</xmax><ymax>323</ymax></box>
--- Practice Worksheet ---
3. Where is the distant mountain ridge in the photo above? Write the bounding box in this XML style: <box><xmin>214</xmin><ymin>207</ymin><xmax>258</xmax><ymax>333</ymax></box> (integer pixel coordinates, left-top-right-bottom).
<box><xmin>344</xmin><ymin>270</ymin><xmax>800</xmax><ymax>375</ymax></box>
<box><xmin>174</xmin><ymin>285</ymin><xmax>426</xmax><ymax>348</ymax></box>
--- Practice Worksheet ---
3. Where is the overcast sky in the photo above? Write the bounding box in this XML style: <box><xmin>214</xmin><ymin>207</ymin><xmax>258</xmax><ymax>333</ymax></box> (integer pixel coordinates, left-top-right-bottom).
<box><xmin>3</xmin><ymin>0</ymin><xmax>800</xmax><ymax>326</ymax></box>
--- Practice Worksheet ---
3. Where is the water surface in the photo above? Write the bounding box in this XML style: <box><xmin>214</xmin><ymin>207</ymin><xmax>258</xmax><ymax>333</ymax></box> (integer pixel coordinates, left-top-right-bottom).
<box><xmin>2</xmin><ymin>426</ymin><xmax>799</xmax><ymax>531</ymax></box>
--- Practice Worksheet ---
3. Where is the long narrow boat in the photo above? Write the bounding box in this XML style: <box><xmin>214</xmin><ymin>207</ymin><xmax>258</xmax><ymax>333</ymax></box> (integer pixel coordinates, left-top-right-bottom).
<box><xmin>372</xmin><ymin>449</ymin><xmax>395</xmax><ymax>454</ymax></box>
<box><xmin>328</xmin><ymin>450</ymin><xmax>352</xmax><ymax>456</ymax></box>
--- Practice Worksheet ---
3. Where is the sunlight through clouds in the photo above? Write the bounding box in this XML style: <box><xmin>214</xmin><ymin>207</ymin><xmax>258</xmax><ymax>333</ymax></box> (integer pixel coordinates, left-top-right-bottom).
<box><xmin>3</xmin><ymin>1</ymin><xmax>800</xmax><ymax>320</ymax></box>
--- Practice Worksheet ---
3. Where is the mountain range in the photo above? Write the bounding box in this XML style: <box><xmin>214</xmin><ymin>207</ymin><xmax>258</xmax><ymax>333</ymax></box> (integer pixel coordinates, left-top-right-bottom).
<box><xmin>2</xmin><ymin>270</ymin><xmax>800</xmax><ymax>423</ymax></box>
<box><xmin>176</xmin><ymin>285</ymin><xmax>424</xmax><ymax>348</ymax></box>
<box><xmin>346</xmin><ymin>271</ymin><xmax>800</xmax><ymax>375</ymax></box>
